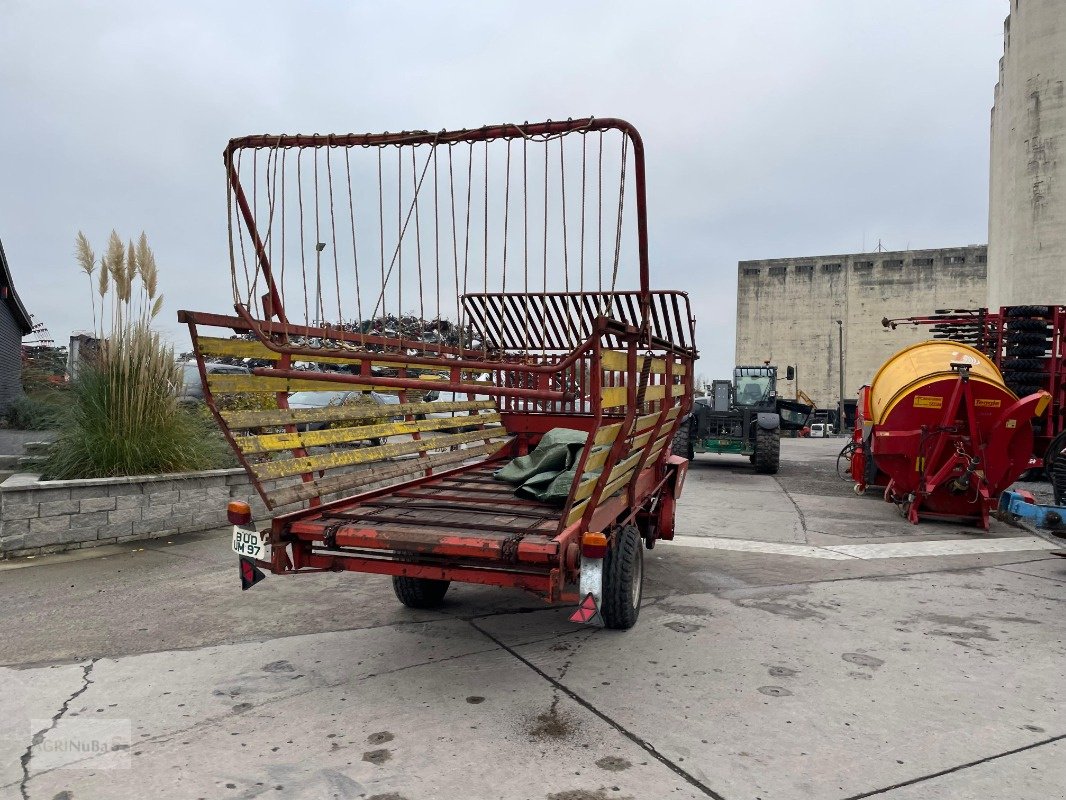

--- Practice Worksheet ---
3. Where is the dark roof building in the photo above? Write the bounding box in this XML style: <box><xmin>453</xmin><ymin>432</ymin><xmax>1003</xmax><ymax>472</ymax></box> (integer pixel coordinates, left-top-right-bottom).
<box><xmin>0</xmin><ymin>237</ymin><xmax>33</xmax><ymax>413</ymax></box>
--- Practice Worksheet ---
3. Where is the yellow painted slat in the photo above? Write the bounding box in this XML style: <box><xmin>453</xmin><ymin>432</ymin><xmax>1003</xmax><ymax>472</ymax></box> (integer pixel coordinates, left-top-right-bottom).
<box><xmin>633</xmin><ymin>411</ymin><xmax>660</xmax><ymax>433</ymax></box>
<box><xmin>672</xmin><ymin>383</ymin><xmax>686</xmax><ymax>396</ymax></box>
<box><xmin>601</xmin><ymin>386</ymin><xmax>628</xmax><ymax>408</ymax></box>
<box><xmin>607</xmin><ymin>451</ymin><xmax>642</xmax><ymax>485</ymax></box>
<box><xmin>581</xmin><ymin>445</ymin><xmax>613</xmax><ymax>474</ymax></box>
<box><xmin>566</xmin><ymin>499</ymin><xmax>589</xmax><ymax>527</ymax></box>
<box><xmin>573</xmin><ymin>475</ymin><xmax>598</xmax><ymax>503</ymax></box>
<box><xmin>643</xmin><ymin>384</ymin><xmax>667</xmax><ymax>402</ymax></box>
<box><xmin>628</xmin><ymin>430</ymin><xmax>653</xmax><ymax>452</ymax></box>
<box><xmin>599</xmin><ymin>350</ymin><xmax>686</xmax><ymax>376</ymax></box>
<box><xmin>239</xmin><ymin>413</ymin><xmax>502</xmax><ymax>454</ymax></box>
<box><xmin>599</xmin><ymin>470</ymin><xmax>634</xmax><ymax>501</ymax></box>
<box><xmin>197</xmin><ymin>336</ymin><xmax>492</xmax><ymax>379</ymax></box>
<box><xmin>208</xmin><ymin>374</ymin><xmax>398</xmax><ymax>394</ymax></box>
<box><xmin>221</xmin><ymin>400</ymin><xmax>495</xmax><ymax>429</ymax></box>
<box><xmin>252</xmin><ymin>427</ymin><xmax>511</xmax><ymax>480</ymax></box>
<box><xmin>645</xmin><ymin>433</ymin><xmax>670</xmax><ymax>461</ymax></box>
<box><xmin>599</xmin><ymin>350</ymin><xmax>629</xmax><ymax>372</ymax></box>
<box><xmin>266</xmin><ymin>442</ymin><xmax>502</xmax><ymax>508</ymax></box>
<box><xmin>592</xmin><ymin>421</ymin><xmax>624</xmax><ymax>445</ymax></box>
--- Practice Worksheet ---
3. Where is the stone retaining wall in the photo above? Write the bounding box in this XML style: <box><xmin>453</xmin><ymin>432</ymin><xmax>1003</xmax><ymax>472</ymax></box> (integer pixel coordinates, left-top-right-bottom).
<box><xmin>0</xmin><ymin>468</ymin><xmax>275</xmax><ymax>558</ymax></box>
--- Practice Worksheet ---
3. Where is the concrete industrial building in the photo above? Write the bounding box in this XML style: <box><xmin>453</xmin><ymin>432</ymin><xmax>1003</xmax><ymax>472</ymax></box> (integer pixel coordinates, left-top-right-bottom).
<box><xmin>735</xmin><ymin>246</ymin><xmax>987</xmax><ymax>411</ymax></box>
<box><xmin>988</xmin><ymin>0</ymin><xmax>1065</xmax><ymax>307</ymax></box>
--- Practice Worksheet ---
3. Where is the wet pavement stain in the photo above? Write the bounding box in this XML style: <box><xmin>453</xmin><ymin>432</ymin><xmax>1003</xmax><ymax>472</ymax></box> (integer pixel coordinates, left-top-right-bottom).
<box><xmin>362</xmin><ymin>748</ymin><xmax>392</xmax><ymax>765</ymax></box>
<box><xmin>663</xmin><ymin>621</ymin><xmax>703</xmax><ymax>634</ymax></box>
<box><xmin>548</xmin><ymin>791</ymin><xmax>634</xmax><ymax>800</ymax></box>
<box><xmin>466</xmin><ymin>695</ymin><xmax>486</xmax><ymax>704</ymax></box>
<box><xmin>261</xmin><ymin>660</ymin><xmax>295</xmax><ymax>673</ymax></box>
<box><xmin>595</xmin><ymin>756</ymin><xmax>632</xmax><ymax>771</ymax></box>
<box><xmin>758</xmin><ymin>685</ymin><xmax>793</xmax><ymax>697</ymax></box>
<box><xmin>367</xmin><ymin>731</ymin><xmax>394</xmax><ymax>745</ymax></box>
<box><xmin>914</xmin><ymin>614</ymin><xmax>999</xmax><ymax>643</ymax></box>
<box><xmin>530</xmin><ymin>696</ymin><xmax>576</xmax><ymax>739</ymax></box>
<box><xmin>842</xmin><ymin>652</ymin><xmax>884</xmax><ymax>669</ymax></box>
<box><xmin>847</xmin><ymin>671</ymin><xmax>873</xmax><ymax>680</ymax></box>
<box><xmin>656</xmin><ymin>602</ymin><xmax>713</xmax><ymax>617</ymax></box>
<box><xmin>232</xmin><ymin>702</ymin><xmax>253</xmax><ymax>713</ymax></box>
<box><xmin>367</xmin><ymin>794</ymin><xmax>410</xmax><ymax>800</ymax></box>
<box><xmin>737</xmin><ymin>598</ymin><xmax>836</xmax><ymax>621</ymax></box>
<box><xmin>768</xmin><ymin>666</ymin><xmax>798</xmax><ymax>678</ymax></box>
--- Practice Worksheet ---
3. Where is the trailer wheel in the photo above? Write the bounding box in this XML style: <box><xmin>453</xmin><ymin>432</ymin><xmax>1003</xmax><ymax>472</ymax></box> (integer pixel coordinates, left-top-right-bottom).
<box><xmin>392</xmin><ymin>576</ymin><xmax>450</xmax><ymax>608</ymax></box>
<box><xmin>671</xmin><ymin>418</ymin><xmax>694</xmax><ymax>460</ymax></box>
<box><xmin>1046</xmin><ymin>432</ymin><xmax>1066</xmax><ymax>486</ymax></box>
<box><xmin>601</xmin><ymin>524</ymin><xmax>643</xmax><ymax>630</ymax></box>
<box><xmin>753</xmin><ymin>427</ymin><xmax>780</xmax><ymax>474</ymax></box>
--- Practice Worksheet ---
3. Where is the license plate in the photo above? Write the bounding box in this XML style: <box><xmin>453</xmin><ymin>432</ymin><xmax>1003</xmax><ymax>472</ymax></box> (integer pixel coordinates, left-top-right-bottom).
<box><xmin>231</xmin><ymin>526</ymin><xmax>271</xmax><ymax>560</ymax></box>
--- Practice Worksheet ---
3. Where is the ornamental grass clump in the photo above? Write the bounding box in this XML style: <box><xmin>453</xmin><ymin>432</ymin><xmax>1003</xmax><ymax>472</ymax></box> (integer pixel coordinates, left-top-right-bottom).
<box><xmin>45</xmin><ymin>231</ymin><xmax>224</xmax><ymax>479</ymax></box>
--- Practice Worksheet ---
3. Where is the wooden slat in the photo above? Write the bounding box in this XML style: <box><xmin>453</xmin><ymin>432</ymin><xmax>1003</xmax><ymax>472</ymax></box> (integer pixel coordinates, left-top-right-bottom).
<box><xmin>208</xmin><ymin>374</ymin><xmax>399</xmax><ymax>394</ymax></box>
<box><xmin>601</xmin><ymin>386</ymin><xmax>628</xmax><ymax>408</ymax></box>
<box><xmin>592</xmin><ymin>421</ymin><xmax>625</xmax><ymax>445</ymax></box>
<box><xmin>573</xmin><ymin>474</ymin><xmax>598</xmax><ymax>503</ymax></box>
<box><xmin>628</xmin><ymin>429</ymin><xmax>654</xmax><ymax>452</ymax></box>
<box><xmin>221</xmin><ymin>399</ymin><xmax>495</xmax><ymax>430</ymax></box>
<box><xmin>599</xmin><ymin>349</ymin><xmax>686</xmax><ymax>375</ymax></box>
<box><xmin>606</xmin><ymin>451</ymin><xmax>642</xmax><ymax>485</ymax></box>
<box><xmin>252</xmin><ymin>427</ymin><xmax>511</xmax><ymax>480</ymax></box>
<box><xmin>198</xmin><ymin>336</ymin><xmax>491</xmax><ymax>379</ymax></box>
<box><xmin>646</xmin><ymin>433</ymin><xmax>671</xmax><ymax>461</ymax></box>
<box><xmin>239</xmin><ymin>413</ymin><xmax>502</xmax><ymax>454</ymax></box>
<box><xmin>266</xmin><ymin>443</ymin><xmax>503</xmax><ymax>508</ymax></box>
<box><xmin>633</xmin><ymin>410</ymin><xmax>661</xmax><ymax>433</ymax></box>
<box><xmin>581</xmin><ymin>445</ymin><xmax>613</xmax><ymax>474</ymax></box>
<box><xmin>565</xmin><ymin>498</ymin><xmax>589</xmax><ymax>526</ymax></box>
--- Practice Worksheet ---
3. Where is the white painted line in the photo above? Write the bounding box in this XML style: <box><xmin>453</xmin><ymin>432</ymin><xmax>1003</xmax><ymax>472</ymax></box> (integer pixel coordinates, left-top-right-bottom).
<box><xmin>824</xmin><ymin>537</ymin><xmax>1055</xmax><ymax>559</ymax></box>
<box><xmin>669</xmin><ymin>534</ymin><xmax>1055</xmax><ymax>561</ymax></box>
<box><xmin>670</xmin><ymin>535</ymin><xmax>856</xmax><ymax>560</ymax></box>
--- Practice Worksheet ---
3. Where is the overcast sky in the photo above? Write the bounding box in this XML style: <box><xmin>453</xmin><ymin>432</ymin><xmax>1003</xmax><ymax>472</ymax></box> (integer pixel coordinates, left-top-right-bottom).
<box><xmin>0</xmin><ymin>0</ymin><xmax>1006</xmax><ymax>379</ymax></box>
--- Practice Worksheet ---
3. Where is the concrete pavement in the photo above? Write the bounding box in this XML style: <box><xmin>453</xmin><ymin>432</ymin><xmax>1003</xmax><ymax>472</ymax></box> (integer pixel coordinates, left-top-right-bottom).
<box><xmin>1</xmin><ymin>438</ymin><xmax>1063</xmax><ymax>799</ymax></box>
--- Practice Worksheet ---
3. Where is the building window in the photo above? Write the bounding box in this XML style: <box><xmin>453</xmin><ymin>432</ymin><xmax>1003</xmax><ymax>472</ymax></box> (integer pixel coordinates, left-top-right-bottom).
<box><xmin>821</xmin><ymin>262</ymin><xmax>842</xmax><ymax>272</ymax></box>
<box><xmin>945</xmin><ymin>255</ymin><xmax>966</xmax><ymax>264</ymax></box>
<box><xmin>769</xmin><ymin>266</ymin><xmax>787</xmax><ymax>276</ymax></box>
<box><xmin>913</xmin><ymin>257</ymin><xmax>934</xmax><ymax>266</ymax></box>
<box><xmin>743</xmin><ymin>268</ymin><xmax>760</xmax><ymax>276</ymax></box>
<box><xmin>795</xmin><ymin>264</ymin><xmax>814</xmax><ymax>274</ymax></box>
<box><xmin>975</xmin><ymin>254</ymin><xmax>987</xmax><ymax>263</ymax></box>
<box><xmin>853</xmin><ymin>260</ymin><xmax>874</xmax><ymax>270</ymax></box>
<box><xmin>882</xmin><ymin>259</ymin><xmax>904</xmax><ymax>268</ymax></box>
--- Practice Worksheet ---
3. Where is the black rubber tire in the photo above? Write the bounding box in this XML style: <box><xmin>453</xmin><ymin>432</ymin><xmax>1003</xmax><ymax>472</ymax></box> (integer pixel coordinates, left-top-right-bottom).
<box><xmin>671</xmin><ymin>418</ymin><xmax>694</xmax><ymax>461</ymax></box>
<box><xmin>1004</xmin><ymin>305</ymin><xmax>1050</xmax><ymax>318</ymax></box>
<box><xmin>1003</xmin><ymin>332</ymin><xmax>1051</xmax><ymax>345</ymax></box>
<box><xmin>392</xmin><ymin>576</ymin><xmax>450</xmax><ymax>609</ymax></box>
<box><xmin>1002</xmin><ymin>371</ymin><xmax>1048</xmax><ymax>383</ymax></box>
<box><xmin>1046</xmin><ymin>432</ymin><xmax>1066</xmax><ymax>487</ymax></box>
<box><xmin>753</xmin><ymin>427</ymin><xmax>781</xmax><ymax>474</ymax></box>
<box><xmin>1005</xmin><ymin>345</ymin><xmax>1048</xmax><ymax>358</ymax></box>
<box><xmin>1004</xmin><ymin>318</ymin><xmax>1052</xmax><ymax>332</ymax></box>
<box><xmin>1009</xmin><ymin>385</ymin><xmax>1045</xmax><ymax>397</ymax></box>
<box><xmin>1053</xmin><ymin>454</ymin><xmax>1066</xmax><ymax>506</ymax></box>
<box><xmin>1001</xmin><ymin>358</ymin><xmax>1045</xmax><ymax>372</ymax></box>
<box><xmin>601</xmin><ymin>524</ymin><xmax>643</xmax><ymax>630</ymax></box>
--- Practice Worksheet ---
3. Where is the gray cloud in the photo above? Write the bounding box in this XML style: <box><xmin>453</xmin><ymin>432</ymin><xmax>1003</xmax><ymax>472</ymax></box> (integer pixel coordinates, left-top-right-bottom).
<box><xmin>0</xmin><ymin>0</ymin><xmax>1004</xmax><ymax>379</ymax></box>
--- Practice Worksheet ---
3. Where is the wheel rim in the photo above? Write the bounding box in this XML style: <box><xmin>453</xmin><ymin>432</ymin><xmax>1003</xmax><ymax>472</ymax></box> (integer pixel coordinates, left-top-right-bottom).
<box><xmin>631</xmin><ymin>544</ymin><xmax>643</xmax><ymax>609</ymax></box>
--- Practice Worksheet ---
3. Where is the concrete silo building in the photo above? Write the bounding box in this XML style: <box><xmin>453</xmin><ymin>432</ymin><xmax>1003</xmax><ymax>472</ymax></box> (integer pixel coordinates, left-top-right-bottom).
<box><xmin>988</xmin><ymin>0</ymin><xmax>1066</xmax><ymax>306</ymax></box>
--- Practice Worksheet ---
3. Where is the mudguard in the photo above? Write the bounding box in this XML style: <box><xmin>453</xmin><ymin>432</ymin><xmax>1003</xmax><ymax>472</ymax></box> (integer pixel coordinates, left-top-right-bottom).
<box><xmin>756</xmin><ymin>412</ymin><xmax>780</xmax><ymax>431</ymax></box>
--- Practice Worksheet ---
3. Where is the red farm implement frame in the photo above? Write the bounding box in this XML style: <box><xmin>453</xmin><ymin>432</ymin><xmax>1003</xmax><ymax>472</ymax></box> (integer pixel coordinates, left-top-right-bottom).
<box><xmin>179</xmin><ymin>118</ymin><xmax>697</xmax><ymax>628</ymax></box>
<box><xmin>883</xmin><ymin>305</ymin><xmax>1066</xmax><ymax>478</ymax></box>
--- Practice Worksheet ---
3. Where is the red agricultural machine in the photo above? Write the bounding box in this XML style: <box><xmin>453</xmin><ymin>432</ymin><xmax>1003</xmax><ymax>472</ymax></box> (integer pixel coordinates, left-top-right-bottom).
<box><xmin>846</xmin><ymin>341</ymin><xmax>1050</xmax><ymax>528</ymax></box>
<box><xmin>180</xmin><ymin>118</ymin><xmax>697</xmax><ymax>629</ymax></box>
<box><xmin>883</xmin><ymin>305</ymin><xmax>1066</xmax><ymax>478</ymax></box>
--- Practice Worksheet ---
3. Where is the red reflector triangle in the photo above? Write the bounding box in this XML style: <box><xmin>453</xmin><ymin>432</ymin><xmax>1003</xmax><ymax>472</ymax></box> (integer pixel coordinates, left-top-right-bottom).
<box><xmin>569</xmin><ymin>593</ymin><xmax>599</xmax><ymax>624</ymax></box>
<box><xmin>239</xmin><ymin>556</ymin><xmax>266</xmax><ymax>591</ymax></box>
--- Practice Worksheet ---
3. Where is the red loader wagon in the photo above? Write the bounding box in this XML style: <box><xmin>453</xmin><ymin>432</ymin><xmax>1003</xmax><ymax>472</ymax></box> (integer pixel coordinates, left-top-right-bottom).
<box><xmin>179</xmin><ymin>118</ymin><xmax>697</xmax><ymax>629</ymax></box>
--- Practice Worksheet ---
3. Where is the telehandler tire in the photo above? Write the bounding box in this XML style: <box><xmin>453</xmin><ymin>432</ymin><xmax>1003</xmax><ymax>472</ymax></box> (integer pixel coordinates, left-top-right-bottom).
<box><xmin>393</xmin><ymin>576</ymin><xmax>450</xmax><ymax>608</ymax></box>
<box><xmin>671</xmin><ymin>419</ymin><xmax>694</xmax><ymax>461</ymax></box>
<box><xmin>753</xmin><ymin>427</ymin><xmax>780</xmax><ymax>475</ymax></box>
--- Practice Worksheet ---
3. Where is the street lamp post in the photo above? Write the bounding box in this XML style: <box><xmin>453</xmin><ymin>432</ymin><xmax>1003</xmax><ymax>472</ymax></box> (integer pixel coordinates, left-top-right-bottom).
<box><xmin>836</xmin><ymin>319</ymin><xmax>845</xmax><ymax>435</ymax></box>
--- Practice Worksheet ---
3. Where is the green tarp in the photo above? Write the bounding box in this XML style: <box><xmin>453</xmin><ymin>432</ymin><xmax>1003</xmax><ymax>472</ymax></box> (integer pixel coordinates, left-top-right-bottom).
<box><xmin>494</xmin><ymin>427</ymin><xmax>590</xmax><ymax>505</ymax></box>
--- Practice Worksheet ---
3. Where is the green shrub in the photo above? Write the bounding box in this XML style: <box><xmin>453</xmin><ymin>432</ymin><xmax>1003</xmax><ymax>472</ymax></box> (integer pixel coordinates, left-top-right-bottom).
<box><xmin>3</xmin><ymin>392</ymin><xmax>68</xmax><ymax>431</ymax></box>
<box><xmin>43</xmin><ymin>231</ymin><xmax>232</xmax><ymax>479</ymax></box>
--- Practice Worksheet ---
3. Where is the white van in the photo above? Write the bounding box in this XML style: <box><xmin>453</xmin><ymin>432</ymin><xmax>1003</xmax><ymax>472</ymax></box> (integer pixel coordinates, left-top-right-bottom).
<box><xmin>810</xmin><ymin>423</ymin><xmax>829</xmax><ymax>438</ymax></box>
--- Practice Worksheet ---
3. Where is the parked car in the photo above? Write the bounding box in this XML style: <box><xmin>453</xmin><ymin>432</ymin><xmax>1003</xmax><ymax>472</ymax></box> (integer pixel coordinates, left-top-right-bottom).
<box><xmin>810</xmin><ymin>422</ymin><xmax>829</xmax><ymax>438</ymax></box>
<box><xmin>287</xmin><ymin>389</ymin><xmax>400</xmax><ymax>444</ymax></box>
<box><xmin>179</xmin><ymin>361</ymin><xmax>250</xmax><ymax>404</ymax></box>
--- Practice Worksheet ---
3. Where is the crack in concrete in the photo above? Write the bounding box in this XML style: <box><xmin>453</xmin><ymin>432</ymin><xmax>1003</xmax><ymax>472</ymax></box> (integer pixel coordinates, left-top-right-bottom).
<box><xmin>18</xmin><ymin>658</ymin><xmax>97</xmax><ymax>800</ymax></box>
<box><xmin>467</xmin><ymin>619</ymin><xmax>727</xmax><ymax>800</ymax></box>
<box><xmin>772</xmin><ymin>475</ymin><xmax>810</xmax><ymax>544</ymax></box>
<box><xmin>840</xmin><ymin>731</ymin><xmax>1066</xmax><ymax>799</ymax></box>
